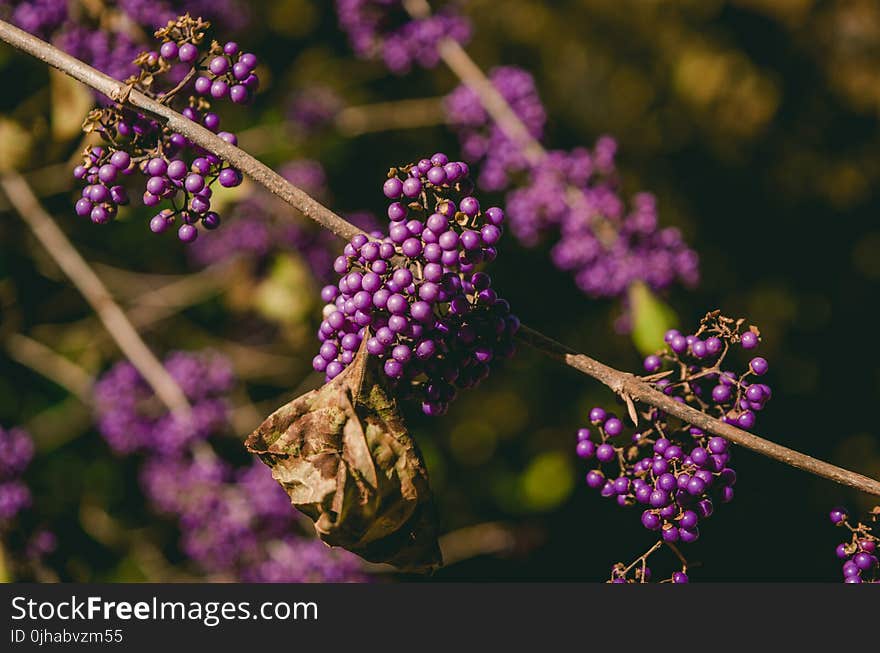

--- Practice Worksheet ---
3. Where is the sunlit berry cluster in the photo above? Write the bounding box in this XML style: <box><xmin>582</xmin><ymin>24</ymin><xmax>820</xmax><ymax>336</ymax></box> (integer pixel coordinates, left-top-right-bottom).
<box><xmin>71</xmin><ymin>14</ymin><xmax>254</xmax><ymax>242</ymax></box>
<box><xmin>830</xmin><ymin>506</ymin><xmax>879</xmax><ymax>583</ymax></box>
<box><xmin>314</xmin><ymin>153</ymin><xmax>519</xmax><ymax>416</ymax></box>
<box><xmin>191</xmin><ymin>40</ymin><xmax>259</xmax><ymax>104</ymax></box>
<box><xmin>576</xmin><ymin>313</ymin><xmax>770</xmax><ymax>580</ymax></box>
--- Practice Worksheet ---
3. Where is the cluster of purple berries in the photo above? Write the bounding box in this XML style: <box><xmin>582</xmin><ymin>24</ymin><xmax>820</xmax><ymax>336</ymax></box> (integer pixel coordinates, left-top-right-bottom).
<box><xmin>577</xmin><ymin>314</ymin><xmax>768</xmax><ymax>579</ymax></box>
<box><xmin>335</xmin><ymin>0</ymin><xmax>471</xmax><ymax>74</ymax></box>
<box><xmin>191</xmin><ymin>39</ymin><xmax>259</xmax><ymax>104</ymax></box>
<box><xmin>93</xmin><ymin>351</ymin><xmax>234</xmax><ymax>456</ymax></box>
<box><xmin>578</xmin><ymin>405</ymin><xmax>738</xmax><ymax>547</ymax></box>
<box><xmin>93</xmin><ymin>351</ymin><xmax>366</xmax><ymax>581</ymax></box>
<box><xmin>71</xmin><ymin>15</ymin><xmax>251</xmax><ymax>242</ymax></box>
<box><xmin>0</xmin><ymin>425</ymin><xmax>35</xmax><ymax>523</ymax></box>
<box><xmin>73</xmin><ymin>146</ymin><xmax>132</xmax><ymax>225</ymax></box>
<box><xmin>647</xmin><ymin>321</ymin><xmax>771</xmax><ymax>432</ymax></box>
<box><xmin>506</xmin><ymin>139</ymin><xmax>698</xmax><ymax>300</ymax></box>
<box><xmin>830</xmin><ymin>506</ymin><xmax>879</xmax><ymax>583</ymax></box>
<box><xmin>314</xmin><ymin>153</ymin><xmax>518</xmax><ymax>416</ymax></box>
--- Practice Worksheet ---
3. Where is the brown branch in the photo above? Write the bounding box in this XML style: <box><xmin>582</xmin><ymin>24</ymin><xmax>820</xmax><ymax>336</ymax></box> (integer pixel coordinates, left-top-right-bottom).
<box><xmin>0</xmin><ymin>170</ymin><xmax>191</xmax><ymax>416</ymax></box>
<box><xmin>516</xmin><ymin>325</ymin><xmax>880</xmax><ymax>496</ymax></box>
<box><xmin>0</xmin><ymin>20</ymin><xmax>360</xmax><ymax>242</ymax></box>
<box><xmin>2</xmin><ymin>19</ymin><xmax>879</xmax><ymax>496</ymax></box>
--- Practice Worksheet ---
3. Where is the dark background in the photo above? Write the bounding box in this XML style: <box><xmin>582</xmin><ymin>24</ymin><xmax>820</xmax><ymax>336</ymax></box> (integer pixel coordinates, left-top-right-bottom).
<box><xmin>1</xmin><ymin>0</ymin><xmax>878</xmax><ymax>581</ymax></box>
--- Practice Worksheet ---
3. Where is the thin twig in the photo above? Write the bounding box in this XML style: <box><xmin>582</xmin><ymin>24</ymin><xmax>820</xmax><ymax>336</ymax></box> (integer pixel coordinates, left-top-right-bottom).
<box><xmin>336</xmin><ymin>96</ymin><xmax>447</xmax><ymax>136</ymax></box>
<box><xmin>0</xmin><ymin>170</ymin><xmax>191</xmax><ymax>416</ymax></box>
<box><xmin>0</xmin><ymin>162</ymin><xmax>73</xmax><ymax>211</ymax></box>
<box><xmin>438</xmin><ymin>521</ymin><xmax>520</xmax><ymax>566</ymax></box>
<box><xmin>2</xmin><ymin>20</ymin><xmax>879</xmax><ymax>496</ymax></box>
<box><xmin>4</xmin><ymin>333</ymin><xmax>94</xmax><ymax>401</ymax></box>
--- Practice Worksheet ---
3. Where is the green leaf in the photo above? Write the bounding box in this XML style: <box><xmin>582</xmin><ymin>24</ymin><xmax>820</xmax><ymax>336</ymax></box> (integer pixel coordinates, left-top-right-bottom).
<box><xmin>253</xmin><ymin>253</ymin><xmax>317</xmax><ymax>326</ymax></box>
<box><xmin>629</xmin><ymin>281</ymin><xmax>677</xmax><ymax>356</ymax></box>
<box><xmin>519</xmin><ymin>451</ymin><xmax>574</xmax><ymax>512</ymax></box>
<box><xmin>246</xmin><ymin>343</ymin><xmax>441</xmax><ymax>573</ymax></box>
<box><xmin>50</xmin><ymin>69</ymin><xmax>94</xmax><ymax>141</ymax></box>
<box><xmin>0</xmin><ymin>118</ymin><xmax>32</xmax><ymax>172</ymax></box>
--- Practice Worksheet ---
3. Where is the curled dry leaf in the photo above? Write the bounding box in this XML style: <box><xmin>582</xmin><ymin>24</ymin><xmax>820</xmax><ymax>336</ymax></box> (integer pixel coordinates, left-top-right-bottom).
<box><xmin>245</xmin><ymin>342</ymin><xmax>441</xmax><ymax>572</ymax></box>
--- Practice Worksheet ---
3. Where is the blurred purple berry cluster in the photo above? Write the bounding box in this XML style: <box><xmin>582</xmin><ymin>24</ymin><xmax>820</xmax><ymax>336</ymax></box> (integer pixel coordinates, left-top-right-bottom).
<box><xmin>140</xmin><ymin>455</ymin><xmax>366</xmax><ymax>581</ymax></box>
<box><xmin>830</xmin><ymin>506</ymin><xmax>879</xmax><ymax>583</ymax></box>
<box><xmin>445</xmin><ymin>66</ymin><xmax>546</xmax><ymax>192</ymax></box>
<box><xmin>336</xmin><ymin>0</ymin><xmax>470</xmax><ymax>74</ymax></box>
<box><xmin>0</xmin><ymin>425</ymin><xmax>35</xmax><ymax>523</ymax></box>
<box><xmin>0</xmin><ymin>1</ymin><xmax>247</xmax><ymax>81</ymax></box>
<box><xmin>94</xmin><ymin>350</ymin><xmax>234</xmax><ymax>455</ymax></box>
<box><xmin>93</xmin><ymin>351</ymin><xmax>367</xmax><ymax>581</ymax></box>
<box><xmin>445</xmin><ymin>66</ymin><xmax>699</xmax><ymax>301</ymax></box>
<box><xmin>577</xmin><ymin>313</ymin><xmax>770</xmax><ymax>580</ymax></box>
<box><xmin>287</xmin><ymin>86</ymin><xmax>344</xmax><ymax>136</ymax></box>
<box><xmin>71</xmin><ymin>15</ymin><xmax>255</xmax><ymax>241</ymax></box>
<box><xmin>315</xmin><ymin>152</ymin><xmax>519</xmax><ymax>416</ymax></box>
<box><xmin>0</xmin><ymin>426</ymin><xmax>57</xmax><ymax>576</ymax></box>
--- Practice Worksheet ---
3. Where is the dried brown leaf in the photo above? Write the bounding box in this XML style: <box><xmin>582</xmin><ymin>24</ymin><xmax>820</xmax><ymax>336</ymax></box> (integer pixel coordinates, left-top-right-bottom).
<box><xmin>246</xmin><ymin>343</ymin><xmax>441</xmax><ymax>573</ymax></box>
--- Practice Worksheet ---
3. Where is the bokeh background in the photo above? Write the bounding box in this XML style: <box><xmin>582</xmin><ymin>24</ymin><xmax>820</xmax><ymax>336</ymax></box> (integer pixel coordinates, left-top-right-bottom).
<box><xmin>1</xmin><ymin>0</ymin><xmax>879</xmax><ymax>581</ymax></box>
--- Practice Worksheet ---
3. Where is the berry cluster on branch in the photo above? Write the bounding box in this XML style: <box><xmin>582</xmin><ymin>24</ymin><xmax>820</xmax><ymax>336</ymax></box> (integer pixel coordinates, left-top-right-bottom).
<box><xmin>314</xmin><ymin>152</ymin><xmax>518</xmax><ymax>416</ymax></box>
<box><xmin>71</xmin><ymin>14</ymin><xmax>255</xmax><ymax>241</ymax></box>
<box><xmin>830</xmin><ymin>506</ymin><xmax>879</xmax><ymax>583</ymax></box>
<box><xmin>576</xmin><ymin>313</ymin><xmax>770</xmax><ymax>579</ymax></box>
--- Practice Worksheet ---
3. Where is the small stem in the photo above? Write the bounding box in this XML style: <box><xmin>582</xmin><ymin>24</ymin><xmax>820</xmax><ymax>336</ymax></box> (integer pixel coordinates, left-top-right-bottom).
<box><xmin>159</xmin><ymin>65</ymin><xmax>197</xmax><ymax>105</ymax></box>
<box><xmin>438</xmin><ymin>522</ymin><xmax>519</xmax><ymax>566</ymax></box>
<box><xmin>622</xmin><ymin>539</ymin><xmax>663</xmax><ymax>575</ymax></box>
<box><xmin>2</xmin><ymin>20</ymin><xmax>879</xmax><ymax>496</ymax></box>
<box><xmin>0</xmin><ymin>171</ymin><xmax>191</xmax><ymax>416</ymax></box>
<box><xmin>665</xmin><ymin>541</ymin><xmax>688</xmax><ymax>571</ymax></box>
